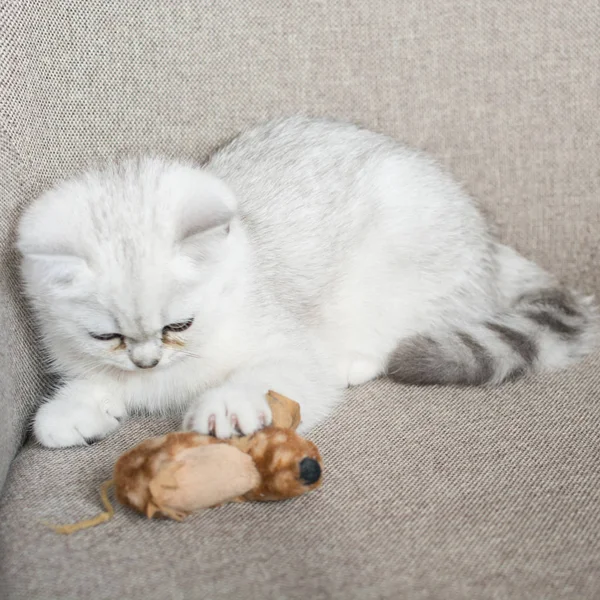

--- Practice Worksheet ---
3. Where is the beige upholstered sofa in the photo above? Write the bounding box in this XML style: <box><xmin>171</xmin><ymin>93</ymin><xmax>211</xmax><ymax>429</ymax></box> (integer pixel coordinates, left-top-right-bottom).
<box><xmin>1</xmin><ymin>2</ymin><xmax>599</xmax><ymax>598</ymax></box>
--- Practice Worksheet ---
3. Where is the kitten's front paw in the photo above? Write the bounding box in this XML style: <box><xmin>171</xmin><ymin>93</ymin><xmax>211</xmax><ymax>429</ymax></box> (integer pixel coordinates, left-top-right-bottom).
<box><xmin>34</xmin><ymin>395</ymin><xmax>126</xmax><ymax>448</ymax></box>
<box><xmin>183</xmin><ymin>387</ymin><xmax>272</xmax><ymax>438</ymax></box>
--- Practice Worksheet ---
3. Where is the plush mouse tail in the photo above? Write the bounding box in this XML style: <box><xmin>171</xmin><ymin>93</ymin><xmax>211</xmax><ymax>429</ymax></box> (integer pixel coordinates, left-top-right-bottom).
<box><xmin>43</xmin><ymin>479</ymin><xmax>115</xmax><ymax>535</ymax></box>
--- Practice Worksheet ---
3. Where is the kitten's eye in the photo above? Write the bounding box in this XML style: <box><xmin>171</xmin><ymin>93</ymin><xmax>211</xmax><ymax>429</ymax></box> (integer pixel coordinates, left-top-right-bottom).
<box><xmin>90</xmin><ymin>333</ymin><xmax>123</xmax><ymax>341</ymax></box>
<box><xmin>162</xmin><ymin>319</ymin><xmax>194</xmax><ymax>334</ymax></box>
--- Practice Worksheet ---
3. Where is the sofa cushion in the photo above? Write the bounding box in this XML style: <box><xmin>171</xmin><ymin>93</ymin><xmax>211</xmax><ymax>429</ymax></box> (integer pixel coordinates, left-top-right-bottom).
<box><xmin>1</xmin><ymin>0</ymin><xmax>599</xmax><ymax>495</ymax></box>
<box><xmin>2</xmin><ymin>363</ymin><xmax>599</xmax><ymax>599</ymax></box>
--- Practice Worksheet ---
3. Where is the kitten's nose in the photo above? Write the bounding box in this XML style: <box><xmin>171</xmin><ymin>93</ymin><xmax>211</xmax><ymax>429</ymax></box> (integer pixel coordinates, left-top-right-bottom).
<box><xmin>133</xmin><ymin>358</ymin><xmax>159</xmax><ymax>369</ymax></box>
<box><xmin>299</xmin><ymin>457</ymin><xmax>321</xmax><ymax>485</ymax></box>
<box><xmin>129</xmin><ymin>340</ymin><xmax>162</xmax><ymax>370</ymax></box>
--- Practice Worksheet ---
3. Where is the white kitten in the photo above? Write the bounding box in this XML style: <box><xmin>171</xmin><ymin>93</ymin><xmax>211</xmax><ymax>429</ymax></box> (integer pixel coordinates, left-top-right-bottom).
<box><xmin>18</xmin><ymin>117</ymin><xmax>598</xmax><ymax>447</ymax></box>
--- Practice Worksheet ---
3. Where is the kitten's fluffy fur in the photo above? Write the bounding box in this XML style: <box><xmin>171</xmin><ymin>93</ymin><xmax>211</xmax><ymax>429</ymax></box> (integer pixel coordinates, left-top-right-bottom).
<box><xmin>18</xmin><ymin>117</ymin><xmax>598</xmax><ymax>447</ymax></box>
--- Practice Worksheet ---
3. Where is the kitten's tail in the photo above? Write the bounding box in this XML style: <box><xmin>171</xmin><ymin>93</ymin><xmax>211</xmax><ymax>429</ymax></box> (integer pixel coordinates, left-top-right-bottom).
<box><xmin>387</xmin><ymin>246</ymin><xmax>599</xmax><ymax>386</ymax></box>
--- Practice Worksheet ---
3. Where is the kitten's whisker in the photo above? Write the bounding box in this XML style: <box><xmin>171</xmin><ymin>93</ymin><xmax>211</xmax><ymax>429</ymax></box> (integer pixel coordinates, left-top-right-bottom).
<box><xmin>71</xmin><ymin>360</ymin><xmax>116</xmax><ymax>379</ymax></box>
<box><xmin>175</xmin><ymin>349</ymin><xmax>204</xmax><ymax>360</ymax></box>
<box><xmin>74</xmin><ymin>365</ymin><xmax>103</xmax><ymax>378</ymax></box>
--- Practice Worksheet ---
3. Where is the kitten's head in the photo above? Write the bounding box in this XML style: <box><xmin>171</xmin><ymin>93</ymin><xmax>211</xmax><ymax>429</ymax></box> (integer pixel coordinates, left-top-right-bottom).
<box><xmin>17</xmin><ymin>158</ymin><xmax>239</xmax><ymax>376</ymax></box>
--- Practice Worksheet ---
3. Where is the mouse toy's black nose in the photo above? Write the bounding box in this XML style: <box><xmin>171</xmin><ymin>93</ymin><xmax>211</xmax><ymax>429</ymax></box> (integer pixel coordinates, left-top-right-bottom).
<box><xmin>299</xmin><ymin>457</ymin><xmax>321</xmax><ymax>485</ymax></box>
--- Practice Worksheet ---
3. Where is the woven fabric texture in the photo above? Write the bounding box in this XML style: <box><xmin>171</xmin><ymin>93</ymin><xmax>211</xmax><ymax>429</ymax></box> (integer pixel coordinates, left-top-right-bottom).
<box><xmin>0</xmin><ymin>0</ymin><xmax>599</xmax><ymax>598</ymax></box>
<box><xmin>2</xmin><ymin>366</ymin><xmax>600</xmax><ymax>599</ymax></box>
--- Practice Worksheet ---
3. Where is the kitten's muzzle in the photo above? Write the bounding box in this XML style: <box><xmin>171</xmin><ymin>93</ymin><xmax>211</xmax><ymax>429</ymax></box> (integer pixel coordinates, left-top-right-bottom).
<box><xmin>129</xmin><ymin>340</ymin><xmax>163</xmax><ymax>370</ymax></box>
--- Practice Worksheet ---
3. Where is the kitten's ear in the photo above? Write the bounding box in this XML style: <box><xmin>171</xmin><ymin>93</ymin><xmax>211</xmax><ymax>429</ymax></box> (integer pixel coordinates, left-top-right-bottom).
<box><xmin>175</xmin><ymin>170</ymin><xmax>237</xmax><ymax>260</ymax></box>
<box><xmin>17</xmin><ymin>191</ymin><xmax>91</xmax><ymax>294</ymax></box>
<box><xmin>179</xmin><ymin>200</ymin><xmax>233</xmax><ymax>241</ymax></box>
<box><xmin>20</xmin><ymin>253</ymin><xmax>91</xmax><ymax>293</ymax></box>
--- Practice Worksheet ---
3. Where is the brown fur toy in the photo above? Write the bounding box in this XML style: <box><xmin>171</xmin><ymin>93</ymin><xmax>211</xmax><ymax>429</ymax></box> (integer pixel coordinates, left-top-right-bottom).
<box><xmin>47</xmin><ymin>391</ymin><xmax>322</xmax><ymax>534</ymax></box>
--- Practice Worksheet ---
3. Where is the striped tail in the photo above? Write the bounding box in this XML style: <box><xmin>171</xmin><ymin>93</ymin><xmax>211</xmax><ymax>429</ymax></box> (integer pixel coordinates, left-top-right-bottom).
<box><xmin>387</xmin><ymin>286</ymin><xmax>598</xmax><ymax>387</ymax></box>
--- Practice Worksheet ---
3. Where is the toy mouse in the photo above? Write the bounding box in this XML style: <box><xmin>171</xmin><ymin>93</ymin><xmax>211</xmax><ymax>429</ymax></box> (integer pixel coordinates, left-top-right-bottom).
<box><xmin>48</xmin><ymin>391</ymin><xmax>322</xmax><ymax>534</ymax></box>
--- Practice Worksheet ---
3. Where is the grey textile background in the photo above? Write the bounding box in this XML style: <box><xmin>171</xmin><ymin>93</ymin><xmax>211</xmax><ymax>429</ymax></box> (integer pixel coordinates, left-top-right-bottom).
<box><xmin>0</xmin><ymin>1</ymin><xmax>599</xmax><ymax>598</ymax></box>
<box><xmin>2</xmin><ymin>369</ymin><xmax>600</xmax><ymax>599</ymax></box>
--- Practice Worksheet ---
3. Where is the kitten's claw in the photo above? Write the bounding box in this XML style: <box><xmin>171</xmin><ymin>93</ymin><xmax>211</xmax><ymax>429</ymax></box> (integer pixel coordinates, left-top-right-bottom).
<box><xmin>183</xmin><ymin>387</ymin><xmax>272</xmax><ymax>438</ymax></box>
<box><xmin>83</xmin><ymin>436</ymin><xmax>102</xmax><ymax>446</ymax></box>
<box><xmin>208</xmin><ymin>414</ymin><xmax>216</xmax><ymax>437</ymax></box>
<box><xmin>34</xmin><ymin>394</ymin><xmax>126</xmax><ymax>448</ymax></box>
